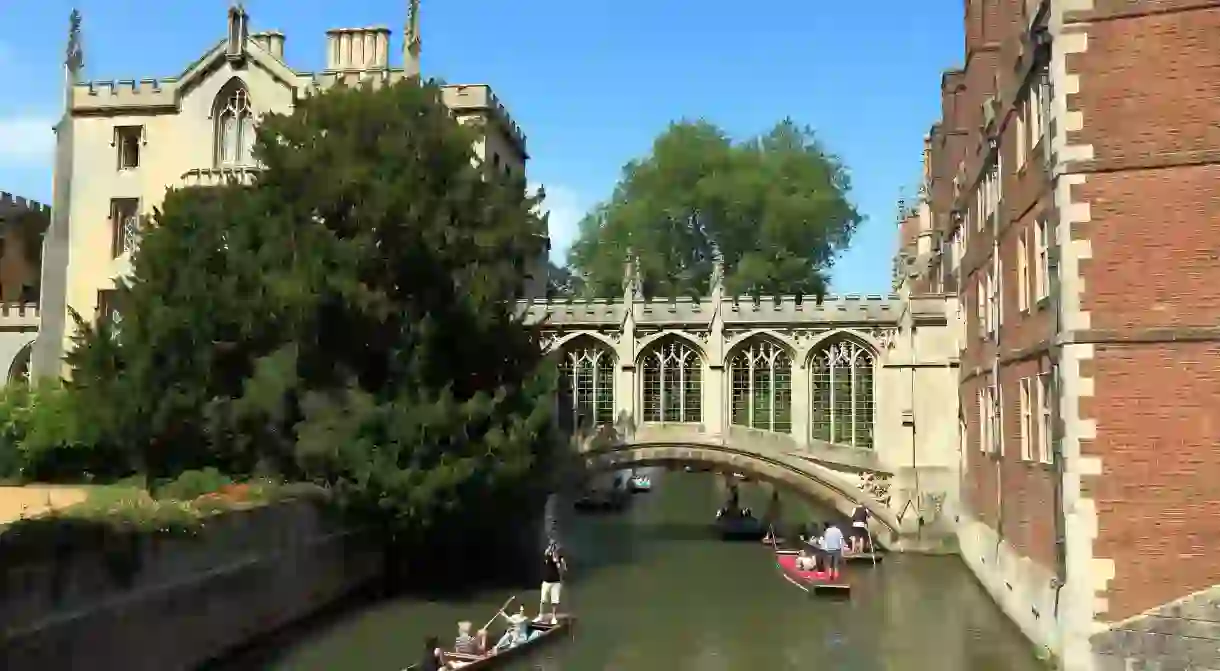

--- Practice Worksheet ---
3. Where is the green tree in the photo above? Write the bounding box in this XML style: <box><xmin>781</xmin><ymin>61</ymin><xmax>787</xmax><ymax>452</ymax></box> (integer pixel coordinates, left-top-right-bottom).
<box><xmin>546</xmin><ymin>260</ymin><xmax>580</xmax><ymax>298</ymax></box>
<box><xmin>68</xmin><ymin>79</ymin><xmax>557</xmax><ymax>547</ymax></box>
<box><xmin>568</xmin><ymin>119</ymin><xmax>862</xmax><ymax>298</ymax></box>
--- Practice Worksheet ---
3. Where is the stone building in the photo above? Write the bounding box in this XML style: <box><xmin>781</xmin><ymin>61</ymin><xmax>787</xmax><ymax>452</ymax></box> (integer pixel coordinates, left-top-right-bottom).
<box><xmin>32</xmin><ymin>3</ymin><xmax>538</xmax><ymax>378</ymax></box>
<box><xmin>910</xmin><ymin>0</ymin><xmax>1220</xmax><ymax>668</ymax></box>
<box><xmin>0</xmin><ymin>193</ymin><xmax>47</xmax><ymax>381</ymax></box>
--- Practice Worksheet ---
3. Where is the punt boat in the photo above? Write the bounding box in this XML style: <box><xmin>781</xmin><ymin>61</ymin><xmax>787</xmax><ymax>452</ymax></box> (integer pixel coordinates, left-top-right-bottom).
<box><xmin>403</xmin><ymin>617</ymin><xmax>574</xmax><ymax>671</ymax></box>
<box><xmin>773</xmin><ymin>549</ymin><xmax>851</xmax><ymax>596</ymax></box>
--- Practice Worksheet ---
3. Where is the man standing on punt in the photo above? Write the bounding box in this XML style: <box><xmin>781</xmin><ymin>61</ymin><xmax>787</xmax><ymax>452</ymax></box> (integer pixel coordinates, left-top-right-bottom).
<box><xmin>821</xmin><ymin>521</ymin><xmax>846</xmax><ymax>581</ymax></box>
<box><xmin>538</xmin><ymin>540</ymin><xmax>567</xmax><ymax>624</ymax></box>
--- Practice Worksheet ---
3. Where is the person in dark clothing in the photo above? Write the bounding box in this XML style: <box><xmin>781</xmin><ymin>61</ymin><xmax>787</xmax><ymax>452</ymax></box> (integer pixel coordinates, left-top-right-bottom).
<box><xmin>805</xmin><ymin>522</ymin><xmax>827</xmax><ymax>572</ymax></box>
<box><xmin>850</xmin><ymin>505</ymin><xmax>871</xmax><ymax>554</ymax></box>
<box><xmin>539</xmin><ymin>540</ymin><xmax>567</xmax><ymax>624</ymax></box>
<box><xmin>418</xmin><ymin>635</ymin><xmax>443</xmax><ymax>671</ymax></box>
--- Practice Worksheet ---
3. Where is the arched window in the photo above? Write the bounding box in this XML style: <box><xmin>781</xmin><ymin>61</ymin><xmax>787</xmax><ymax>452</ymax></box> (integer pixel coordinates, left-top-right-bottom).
<box><xmin>213</xmin><ymin>80</ymin><xmax>255</xmax><ymax>167</ymax></box>
<box><xmin>556</xmin><ymin>340</ymin><xmax>615</xmax><ymax>429</ymax></box>
<box><xmin>809</xmin><ymin>338</ymin><xmax>876</xmax><ymax>448</ymax></box>
<box><xmin>7</xmin><ymin>342</ymin><xmax>31</xmax><ymax>384</ymax></box>
<box><xmin>640</xmin><ymin>337</ymin><xmax>702</xmax><ymax>423</ymax></box>
<box><xmin>729</xmin><ymin>338</ymin><xmax>792</xmax><ymax>433</ymax></box>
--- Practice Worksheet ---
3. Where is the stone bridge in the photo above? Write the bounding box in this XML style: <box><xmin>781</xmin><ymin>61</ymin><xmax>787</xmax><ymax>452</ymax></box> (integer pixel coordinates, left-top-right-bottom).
<box><xmin>522</xmin><ymin>261</ymin><xmax>965</xmax><ymax>547</ymax></box>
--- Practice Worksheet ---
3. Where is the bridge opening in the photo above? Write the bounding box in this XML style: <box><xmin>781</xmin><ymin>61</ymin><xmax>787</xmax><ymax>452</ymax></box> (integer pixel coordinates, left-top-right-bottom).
<box><xmin>576</xmin><ymin>442</ymin><xmax>901</xmax><ymax>545</ymax></box>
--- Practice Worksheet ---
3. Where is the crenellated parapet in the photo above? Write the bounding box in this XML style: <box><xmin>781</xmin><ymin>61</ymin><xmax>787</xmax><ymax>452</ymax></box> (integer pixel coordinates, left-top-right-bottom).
<box><xmin>519</xmin><ymin>293</ymin><xmax>905</xmax><ymax>329</ymax></box>
<box><xmin>0</xmin><ymin>193</ymin><xmax>51</xmax><ymax>217</ymax></box>
<box><xmin>75</xmin><ymin>78</ymin><xmax>178</xmax><ymax>112</ymax></box>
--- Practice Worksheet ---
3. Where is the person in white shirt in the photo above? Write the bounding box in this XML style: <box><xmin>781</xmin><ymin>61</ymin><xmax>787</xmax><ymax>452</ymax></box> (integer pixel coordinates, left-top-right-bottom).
<box><xmin>820</xmin><ymin>521</ymin><xmax>846</xmax><ymax>580</ymax></box>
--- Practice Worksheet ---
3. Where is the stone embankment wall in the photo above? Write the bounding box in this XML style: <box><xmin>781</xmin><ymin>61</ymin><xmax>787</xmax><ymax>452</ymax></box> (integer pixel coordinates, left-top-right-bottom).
<box><xmin>0</xmin><ymin>501</ymin><xmax>381</xmax><ymax>671</ymax></box>
<box><xmin>1091</xmin><ymin>586</ymin><xmax>1220</xmax><ymax>670</ymax></box>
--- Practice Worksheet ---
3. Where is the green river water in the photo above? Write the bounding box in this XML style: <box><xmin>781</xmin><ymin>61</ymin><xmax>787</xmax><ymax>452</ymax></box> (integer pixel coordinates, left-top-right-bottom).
<box><xmin>211</xmin><ymin>469</ymin><xmax>1044</xmax><ymax>671</ymax></box>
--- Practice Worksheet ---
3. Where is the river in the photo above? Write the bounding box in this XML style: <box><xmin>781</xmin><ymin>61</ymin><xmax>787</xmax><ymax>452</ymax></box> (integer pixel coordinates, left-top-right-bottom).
<box><xmin>211</xmin><ymin>469</ymin><xmax>1044</xmax><ymax>671</ymax></box>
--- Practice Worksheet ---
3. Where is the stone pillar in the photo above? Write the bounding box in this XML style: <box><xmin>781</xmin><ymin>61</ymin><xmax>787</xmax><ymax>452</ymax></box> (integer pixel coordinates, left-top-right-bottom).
<box><xmin>790</xmin><ymin>361</ymin><xmax>810</xmax><ymax>448</ymax></box>
<box><xmin>704</xmin><ymin>361</ymin><xmax>725</xmax><ymax>437</ymax></box>
<box><xmin>703</xmin><ymin>266</ymin><xmax>726</xmax><ymax>437</ymax></box>
<box><xmin>615</xmin><ymin>301</ymin><xmax>638</xmax><ymax>432</ymax></box>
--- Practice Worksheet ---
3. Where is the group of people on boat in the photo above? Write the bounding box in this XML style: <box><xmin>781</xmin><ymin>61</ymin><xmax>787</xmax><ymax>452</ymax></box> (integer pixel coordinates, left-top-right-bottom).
<box><xmin>715</xmin><ymin>483</ymin><xmax>755</xmax><ymax>520</ymax></box>
<box><xmin>788</xmin><ymin>506</ymin><xmax>874</xmax><ymax>581</ymax></box>
<box><xmin>416</xmin><ymin>540</ymin><xmax>568</xmax><ymax>670</ymax></box>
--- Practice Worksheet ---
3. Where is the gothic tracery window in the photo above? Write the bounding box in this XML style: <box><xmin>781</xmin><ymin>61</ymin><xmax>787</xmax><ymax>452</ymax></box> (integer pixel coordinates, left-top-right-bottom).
<box><xmin>809</xmin><ymin>338</ymin><xmax>876</xmax><ymax>448</ymax></box>
<box><xmin>640</xmin><ymin>337</ymin><xmax>702</xmax><ymax>423</ymax></box>
<box><xmin>214</xmin><ymin>80</ymin><xmax>255</xmax><ymax>167</ymax></box>
<box><xmin>556</xmin><ymin>340</ymin><xmax>615</xmax><ymax>429</ymax></box>
<box><xmin>729</xmin><ymin>338</ymin><xmax>792</xmax><ymax>433</ymax></box>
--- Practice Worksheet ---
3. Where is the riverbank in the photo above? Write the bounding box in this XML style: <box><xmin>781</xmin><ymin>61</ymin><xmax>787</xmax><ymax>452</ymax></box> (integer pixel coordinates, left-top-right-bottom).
<box><xmin>0</xmin><ymin>498</ymin><xmax>382</xmax><ymax>671</ymax></box>
<box><xmin>0</xmin><ymin>478</ymin><xmax>551</xmax><ymax>671</ymax></box>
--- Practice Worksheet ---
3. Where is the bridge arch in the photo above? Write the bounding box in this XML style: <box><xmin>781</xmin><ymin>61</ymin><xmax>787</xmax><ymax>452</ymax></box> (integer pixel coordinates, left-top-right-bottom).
<box><xmin>581</xmin><ymin>440</ymin><xmax>903</xmax><ymax>540</ymax></box>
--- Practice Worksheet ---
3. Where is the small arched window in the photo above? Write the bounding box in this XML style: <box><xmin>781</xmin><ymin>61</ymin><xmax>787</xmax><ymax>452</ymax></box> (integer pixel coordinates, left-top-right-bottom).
<box><xmin>213</xmin><ymin>79</ymin><xmax>255</xmax><ymax>167</ymax></box>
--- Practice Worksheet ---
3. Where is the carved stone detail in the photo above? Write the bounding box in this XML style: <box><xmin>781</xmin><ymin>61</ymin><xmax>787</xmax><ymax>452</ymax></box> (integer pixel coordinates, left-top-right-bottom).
<box><xmin>782</xmin><ymin>328</ymin><xmax>825</xmax><ymax>345</ymax></box>
<box><xmin>857</xmin><ymin>471</ymin><xmax>892</xmax><ymax>508</ymax></box>
<box><xmin>870</xmin><ymin>327</ymin><xmax>898</xmax><ymax>351</ymax></box>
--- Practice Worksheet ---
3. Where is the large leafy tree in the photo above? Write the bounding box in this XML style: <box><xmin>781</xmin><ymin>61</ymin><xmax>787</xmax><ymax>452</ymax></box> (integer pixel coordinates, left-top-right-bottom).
<box><xmin>68</xmin><ymin>79</ymin><xmax>557</xmax><ymax>549</ymax></box>
<box><xmin>568</xmin><ymin>119</ymin><xmax>862</xmax><ymax>298</ymax></box>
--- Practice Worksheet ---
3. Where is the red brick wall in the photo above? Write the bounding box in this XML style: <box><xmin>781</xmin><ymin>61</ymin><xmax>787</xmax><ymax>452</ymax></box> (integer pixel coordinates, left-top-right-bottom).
<box><xmin>947</xmin><ymin>0</ymin><xmax>1062</xmax><ymax>574</ymax></box>
<box><xmin>1085</xmin><ymin>344</ymin><xmax>1220</xmax><ymax>619</ymax></box>
<box><xmin>1068</xmin><ymin>3</ymin><xmax>1220</xmax><ymax>620</ymax></box>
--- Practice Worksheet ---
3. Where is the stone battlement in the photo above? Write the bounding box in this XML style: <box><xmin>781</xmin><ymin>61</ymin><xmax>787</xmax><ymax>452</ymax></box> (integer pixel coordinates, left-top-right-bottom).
<box><xmin>85</xmin><ymin>78</ymin><xmax>168</xmax><ymax>95</ymax></box>
<box><xmin>0</xmin><ymin>302</ymin><xmax>40</xmax><ymax>330</ymax></box>
<box><xmin>0</xmin><ymin>192</ymin><xmax>51</xmax><ymax>216</ymax></box>
<box><xmin>75</xmin><ymin>73</ymin><xmax>526</xmax><ymax>157</ymax></box>
<box><xmin>519</xmin><ymin>294</ymin><xmax>907</xmax><ymax>327</ymax></box>
<box><xmin>75</xmin><ymin>79</ymin><xmax>178</xmax><ymax>111</ymax></box>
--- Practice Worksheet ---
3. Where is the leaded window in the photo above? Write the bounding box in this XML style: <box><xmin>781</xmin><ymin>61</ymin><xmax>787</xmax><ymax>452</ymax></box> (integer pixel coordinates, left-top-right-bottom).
<box><xmin>641</xmin><ymin>337</ymin><xmax>701</xmax><ymax>423</ymax></box>
<box><xmin>729</xmin><ymin>339</ymin><xmax>792</xmax><ymax>433</ymax></box>
<box><xmin>809</xmin><ymin>339</ymin><xmax>876</xmax><ymax>448</ymax></box>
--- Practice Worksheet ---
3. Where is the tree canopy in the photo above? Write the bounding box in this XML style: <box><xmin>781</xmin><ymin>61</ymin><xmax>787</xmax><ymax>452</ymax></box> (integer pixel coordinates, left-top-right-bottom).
<box><xmin>567</xmin><ymin>119</ymin><xmax>862</xmax><ymax>298</ymax></box>
<box><xmin>64</xmin><ymin>79</ymin><xmax>557</xmax><ymax>545</ymax></box>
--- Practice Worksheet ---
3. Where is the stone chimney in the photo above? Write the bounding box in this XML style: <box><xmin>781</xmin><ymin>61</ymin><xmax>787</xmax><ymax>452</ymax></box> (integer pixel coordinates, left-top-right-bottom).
<box><xmin>251</xmin><ymin>30</ymin><xmax>285</xmax><ymax>60</ymax></box>
<box><xmin>325</xmin><ymin>27</ymin><xmax>391</xmax><ymax>71</ymax></box>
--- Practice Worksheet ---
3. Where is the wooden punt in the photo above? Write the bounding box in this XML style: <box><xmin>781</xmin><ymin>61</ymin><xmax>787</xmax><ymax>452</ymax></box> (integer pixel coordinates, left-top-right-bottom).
<box><xmin>774</xmin><ymin>547</ymin><xmax>884</xmax><ymax>565</ymax></box>
<box><xmin>773</xmin><ymin>551</ymin><xmax>850</xmax><ymax>596</ymax></box>
<box><xmin>403</xmin><ymin>617</ymin><xmax>574</xmax><ymax>671</ymax></box>
<box><xmin>845</xmin><ymin>551</ymin><xmax>884</xmax><ymax>564</ymax></box>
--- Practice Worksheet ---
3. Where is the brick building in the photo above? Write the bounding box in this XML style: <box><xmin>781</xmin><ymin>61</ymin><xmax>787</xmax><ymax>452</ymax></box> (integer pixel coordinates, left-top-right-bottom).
<box><xmin>906</xmin><ymin>0</ymin><xmax>1220</xmax><ymax>667</ymax></box>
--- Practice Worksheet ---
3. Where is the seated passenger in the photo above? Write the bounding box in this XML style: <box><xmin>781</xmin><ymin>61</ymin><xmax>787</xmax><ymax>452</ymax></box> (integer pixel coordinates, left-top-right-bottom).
<box><xmin>493</xmin><ymin>604</ymin><xmax>540</xmax><ymax>652</ymax></box>
<box><xmin>795</xmin><ymin>548</ymin><xmax>817</xmax><ymax>571</ymax></box>
<box><xmin>453</xmin><ymin>621</ymin><xmax>484</xmax><ymax>656</ymax></box>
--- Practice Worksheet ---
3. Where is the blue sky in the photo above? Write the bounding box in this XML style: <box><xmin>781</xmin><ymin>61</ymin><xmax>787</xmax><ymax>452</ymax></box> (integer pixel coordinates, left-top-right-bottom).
<box><xmin>0</xmin><ymin>0</ymin><xmax>961</xmax><ymax>294</ymax></box>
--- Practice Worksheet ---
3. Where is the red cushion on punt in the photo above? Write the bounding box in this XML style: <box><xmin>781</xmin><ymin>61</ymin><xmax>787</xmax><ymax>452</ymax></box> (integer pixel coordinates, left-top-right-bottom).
<box><xmin>776</xmin><ymin>553</ymin><xmax>837</xmax><ymax>583</ymax></box>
